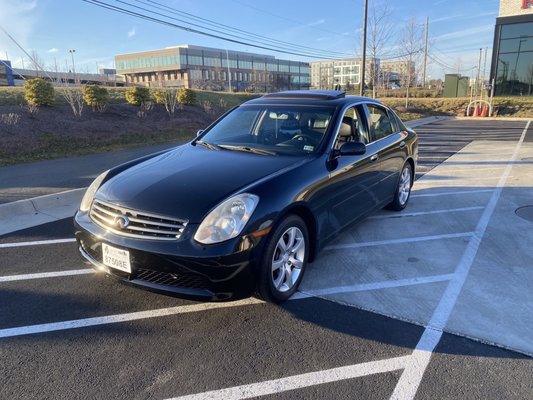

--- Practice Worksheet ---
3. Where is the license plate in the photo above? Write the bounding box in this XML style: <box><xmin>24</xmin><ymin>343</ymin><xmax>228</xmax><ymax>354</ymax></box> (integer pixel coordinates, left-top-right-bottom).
<box><xmin>102</xmin><ymin>243</ymin><xmax>131</xmax><ymax>273</ymax></box>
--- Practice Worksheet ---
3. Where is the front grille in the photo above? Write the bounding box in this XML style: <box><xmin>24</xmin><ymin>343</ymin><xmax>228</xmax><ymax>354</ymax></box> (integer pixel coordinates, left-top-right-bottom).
<box><xmin>90</xmin><ymin>199</ymin><xmax>188</xmax><ymax>241</ymax></box>
<box><xmin>135</xmin><ymin>268</ymin><xmax>208</xmax><ymax>290</ymax></box>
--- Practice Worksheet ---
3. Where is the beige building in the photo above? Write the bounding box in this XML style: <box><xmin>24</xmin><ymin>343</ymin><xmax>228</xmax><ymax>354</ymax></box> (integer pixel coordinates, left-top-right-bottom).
<box><xmin>115</xmin><ymin>44</ymin><xmax>310</xmax><ymax>92</ymax></box>
<box><xmin>310</xmin><ymin>58</ymin><xmax>378</xmax><ymax>90</ymax></box>
<box><xmin>380</xmin><ymin>60</ymin><xmax>416</xmax><ymax>87</ymax></box>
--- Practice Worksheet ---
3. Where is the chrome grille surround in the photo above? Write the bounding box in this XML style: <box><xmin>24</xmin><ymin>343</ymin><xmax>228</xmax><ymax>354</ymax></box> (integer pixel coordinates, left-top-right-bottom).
<box><xmin>89</xmin><ymin>199</ymin><xmax>188</xmax><ymax>241</ymax></box>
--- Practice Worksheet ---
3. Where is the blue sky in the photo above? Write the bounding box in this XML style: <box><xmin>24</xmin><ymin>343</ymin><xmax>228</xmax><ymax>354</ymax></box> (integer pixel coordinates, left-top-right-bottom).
<box><xmin>0</xmin><ymin>0</ymin><xmax>500</xmax><ymax>80</ymax></box>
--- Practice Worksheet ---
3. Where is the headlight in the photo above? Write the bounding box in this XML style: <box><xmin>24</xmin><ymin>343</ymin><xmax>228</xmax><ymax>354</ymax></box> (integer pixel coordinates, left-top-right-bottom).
<box><xmin>194</xmin><ymin>193</ymin><xmax>259</xmax><ymax>244</ymax></box>
<box><xmin>79</xmin><ymin>171</ymin><xmax>109</xmax><ymax>212</ymax></box>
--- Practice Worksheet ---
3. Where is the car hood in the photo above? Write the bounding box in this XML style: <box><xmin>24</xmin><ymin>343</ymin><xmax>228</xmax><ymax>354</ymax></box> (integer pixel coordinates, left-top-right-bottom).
<box><xmin>96</xmin><ymin>144</ymin><xmax>310</xmax><ymax>222</ymax></box>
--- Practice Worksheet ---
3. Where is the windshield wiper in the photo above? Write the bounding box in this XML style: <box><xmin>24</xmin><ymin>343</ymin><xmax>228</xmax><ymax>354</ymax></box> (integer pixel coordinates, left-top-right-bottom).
<box><xmin>195</xmin><ymin>140</ymin><xmax>220</xmax><ymax>150</ymax></box>
<box><xmin>218</xmin><ymin>145</ymin><xmax>276</xmax><ymax>156</ymax></box>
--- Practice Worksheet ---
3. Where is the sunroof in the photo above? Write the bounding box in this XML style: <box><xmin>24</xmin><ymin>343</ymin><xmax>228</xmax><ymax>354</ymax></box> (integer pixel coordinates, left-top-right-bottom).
<box><xmin>262</xmin><ymin>90</ymin><xmax>346</xmax><ymax>100</ymax></box>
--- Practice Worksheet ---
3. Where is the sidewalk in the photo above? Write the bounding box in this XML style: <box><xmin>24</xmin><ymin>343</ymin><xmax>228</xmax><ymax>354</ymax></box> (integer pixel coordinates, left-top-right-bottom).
<box><xmin>0</xmin><ymin>142</ymin><xmax>182</xmax><ymax>205</ymax></box>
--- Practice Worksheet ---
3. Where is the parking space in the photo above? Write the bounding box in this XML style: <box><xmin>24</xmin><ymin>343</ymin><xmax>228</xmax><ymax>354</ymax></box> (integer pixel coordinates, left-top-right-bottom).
<box><xmin>1</xmin><ymin>119</ymin><xmax>532</xmax><ymax>399</ymax></box>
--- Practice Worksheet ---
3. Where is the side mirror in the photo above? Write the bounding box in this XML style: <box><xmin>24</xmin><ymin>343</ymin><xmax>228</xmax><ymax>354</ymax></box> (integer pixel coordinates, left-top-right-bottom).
<box><xmin>338</xmin><ymin>141</ymin><xmax>366</xmax><ymax>157</ymax></box>
<box><xmin>196</xmin><ymin>130</ymin><xmax>204</xmax><ymax>137</ymax></box>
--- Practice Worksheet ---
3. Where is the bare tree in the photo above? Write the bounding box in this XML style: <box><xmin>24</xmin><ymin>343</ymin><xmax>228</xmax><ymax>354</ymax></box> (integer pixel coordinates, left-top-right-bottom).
<box><xmin>29</xmin><ymin>50</ymin><xmax>45</xmax><ymax>76</ymax></box>
<box><xmin>399</xmin><ymin>17</ymin><xmax>424</xmax><ymax>107</ymax></box>
<box><xmin>154</xmin><ymin>79</ymin><xmax>179</xmax><ymax>118</ymax></box>
<box><xmin>54</xmin><ymin>60</ymin><xmax>84</xmax><ymax>118</ymax></box>
<box><xmin>368</xmin><ymin>0</ymin><xmax>393</xmax><ymax>98</ymax></box>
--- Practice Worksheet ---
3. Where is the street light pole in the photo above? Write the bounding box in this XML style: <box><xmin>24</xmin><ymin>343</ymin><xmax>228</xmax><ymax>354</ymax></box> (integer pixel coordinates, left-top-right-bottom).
<box><xmin>360</xmin><ymin>0</ymin><xmax>368</xmax><ymax>96</ymax></box>
<box><xmin>69</xmin><ymin>49</ymin><xmax>76</xmax><ymax>80</ymax></box>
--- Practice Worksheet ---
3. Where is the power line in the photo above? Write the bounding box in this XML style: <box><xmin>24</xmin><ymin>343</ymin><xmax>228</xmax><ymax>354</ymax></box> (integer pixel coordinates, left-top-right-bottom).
<box><xmin>134</xmin><ymin>0</ymin><xmax>352</xmax><ymax>58</ymax></box>
<box><xmin>230</xmin><ymin>0</ymin><xmax>351</xmax><ymax>39</ymax></box>
<box><xmin>82</xmin><ymin>0</ymin><xmax>353</xmax><ymax>60</ymax></box>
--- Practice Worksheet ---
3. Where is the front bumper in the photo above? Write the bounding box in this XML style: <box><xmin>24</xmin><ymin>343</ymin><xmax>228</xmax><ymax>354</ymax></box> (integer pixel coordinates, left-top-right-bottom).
<box><xmin>74</xmin><ymin>211</ymin><xmax>264</xmax><ymax>301</ymax></box>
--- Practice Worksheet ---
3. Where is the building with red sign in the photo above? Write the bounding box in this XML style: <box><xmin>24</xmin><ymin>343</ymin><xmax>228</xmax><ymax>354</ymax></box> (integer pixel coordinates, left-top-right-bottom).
<box><xmin>490</xmin><ymin>0</ymin><xmax>533</xmax><ymax>96</ymax></box>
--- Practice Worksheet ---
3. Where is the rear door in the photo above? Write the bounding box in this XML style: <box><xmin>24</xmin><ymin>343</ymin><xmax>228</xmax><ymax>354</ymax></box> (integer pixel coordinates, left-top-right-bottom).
<box><xmin>364</xmin><ymin>104</ymin><xmax>409</xmax><ymax>205</ymax></box>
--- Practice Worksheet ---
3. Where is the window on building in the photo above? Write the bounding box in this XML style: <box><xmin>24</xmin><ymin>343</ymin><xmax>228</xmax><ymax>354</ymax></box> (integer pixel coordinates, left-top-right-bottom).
<box><xmin>495</xmin><ymin>21</ymin><xmax>533</xmax><ymax>96</ymax></box>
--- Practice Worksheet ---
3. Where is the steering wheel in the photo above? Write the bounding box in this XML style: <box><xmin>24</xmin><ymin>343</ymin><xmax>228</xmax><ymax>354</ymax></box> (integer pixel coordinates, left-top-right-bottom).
<box><xmin>291</xmin><ymin>134</ymin><xmax>317</xmax><ymax>144</ymax></box>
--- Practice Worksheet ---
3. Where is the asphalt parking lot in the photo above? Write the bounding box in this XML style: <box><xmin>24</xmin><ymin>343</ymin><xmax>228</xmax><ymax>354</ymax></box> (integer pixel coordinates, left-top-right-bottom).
<box><xmin>1</xmin><ymin>118</ymin><xmax>532</xmax><ymax>399</ymax></box>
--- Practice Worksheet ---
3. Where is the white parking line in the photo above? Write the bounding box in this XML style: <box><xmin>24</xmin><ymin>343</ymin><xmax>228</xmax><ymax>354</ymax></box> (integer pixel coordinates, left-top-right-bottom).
<box><xmin>0</xmin><ymin>269</ymin><xmax>93</xmax><ymax>282</ymax></box>
<box><xmin>167</xmin><ymin>355</ymin><xmax>410</xmax><ymax>400</ymax></box>
<box><xmin>325</xmin><ymin>232</ymin><xmax>473</xmax><ymax>251</ymax></box>
<box><xmin>368</xmin><ymin>207</ymin><xmax>483</xmax><ymax>220</ymax></box>
<box><xmin>0</xmin><ymin>273</ymin><xmax>452</xmax><ymax>337</ymax></box>
<box><xmin>391</xmin><ymin>120</ymin><xmax>531</xmax><ymax>399</ymax></box>
<box><xmin>411</xmin><ymin>189</ymin><xmax>493</xmax><ymax>198</ymax></box>
<box><xmin>0</xmin><ymin>298</ymin><xmax>264</xmax><ymax>339</ymax></box>
<box><xmin>0</xmin><ymin>238</ymin><xmax>76</xmax><ymax>249</ymax></box>
<box><xmin>294</xmin><ymin>274</ymin><xmax>454</xmax><ymax>300</ymax></box>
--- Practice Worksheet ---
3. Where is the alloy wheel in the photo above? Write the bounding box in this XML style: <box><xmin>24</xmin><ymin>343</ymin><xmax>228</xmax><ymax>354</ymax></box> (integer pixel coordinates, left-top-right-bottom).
<box><xmin>271</xmin><ymin>226</ymin><xmax>305</xmax><ymax>293</ymax></box>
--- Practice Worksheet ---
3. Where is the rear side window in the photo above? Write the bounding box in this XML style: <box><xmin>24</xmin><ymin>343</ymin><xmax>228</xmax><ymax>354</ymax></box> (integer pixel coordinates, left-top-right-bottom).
<box><xmin>367</xmin><ymin>105</ymin><xmax>394</xmax><ymax>141</ymax></box>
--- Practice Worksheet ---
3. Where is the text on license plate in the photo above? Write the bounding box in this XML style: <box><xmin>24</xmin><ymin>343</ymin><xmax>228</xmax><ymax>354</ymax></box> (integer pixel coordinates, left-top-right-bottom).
<box><xmin>102</xmin><ymin>243</ymin><xmax>131</xmax><ymax>273</ymax></box>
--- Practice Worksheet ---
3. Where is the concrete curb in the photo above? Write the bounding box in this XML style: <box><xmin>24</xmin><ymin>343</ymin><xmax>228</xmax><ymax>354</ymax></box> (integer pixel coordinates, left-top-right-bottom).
<box><xmin>405</xmin><ymin>116</ymin><xmax>453</xmax><ymax>128</ymax></box>
<box><xmin>0</xmin><ymin>188</ymin><xmax>85</xmax><ymax>236</ymax></box>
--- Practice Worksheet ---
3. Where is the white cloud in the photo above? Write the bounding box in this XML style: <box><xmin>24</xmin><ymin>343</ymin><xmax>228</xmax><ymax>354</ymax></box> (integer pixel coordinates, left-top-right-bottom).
<box><xmin>127</xmin><ymin>27</ymin><xmax>136</xmax><ymax>38</ymax></box>
<box><xmin>47</xmin><ymin>47</ymin><xmax>58</xmax><ymax>53</ymax></box>
<box><xmin>307</xmin><ymin>19</ymin><xmax>325</xmax><ymax>27</ymax></box>
<box><xmin>433</xmin><ymin>24</ymin><xmax>493</xmax><ymax>42</ymax></box>
<box><xmin>0</xmin><ymin>0</ymin><xmax>38</xmax><ymax>67</ymax></box>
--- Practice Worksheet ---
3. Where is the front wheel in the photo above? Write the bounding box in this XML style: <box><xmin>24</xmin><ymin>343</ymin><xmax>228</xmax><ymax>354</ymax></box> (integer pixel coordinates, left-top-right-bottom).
<box><xmin>388</xmin><ymin>162</ymin><xmax>413</xmax><ymax>211</ymax></box>
<box><xmin>256</xmin><ymin>215</ymin><xmax>309</xmax><ymax>303</ymax></box>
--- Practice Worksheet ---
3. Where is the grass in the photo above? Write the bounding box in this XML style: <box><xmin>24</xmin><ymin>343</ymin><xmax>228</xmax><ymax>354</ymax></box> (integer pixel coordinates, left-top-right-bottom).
<box><xmin>0</xmin><ymin>129</ymin><xmax>195</xmax><ymax>166</ymax></box>
<box><xmin>1</xmin><ymin>86</ymin><xmax>531</xmax><ymax>166</ymax></box>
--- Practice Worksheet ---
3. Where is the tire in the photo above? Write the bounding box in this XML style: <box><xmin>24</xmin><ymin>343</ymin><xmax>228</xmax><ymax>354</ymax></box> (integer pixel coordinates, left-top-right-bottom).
<box><xmin>388</xmin><ymin>162</ymin><xmax>413</xmax><ymax>211</ymax></box>
<box><xmin>256</xmin><ymin>215</ymin><xmax>309</xmax><ymax>303</ymax></box>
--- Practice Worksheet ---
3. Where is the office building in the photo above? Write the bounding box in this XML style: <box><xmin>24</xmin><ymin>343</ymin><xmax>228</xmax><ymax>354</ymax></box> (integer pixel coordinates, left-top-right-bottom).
<box><xmin>115</xmin><ymin>45</ymin><xmax>310</xmax><ymax>92</ymax></box>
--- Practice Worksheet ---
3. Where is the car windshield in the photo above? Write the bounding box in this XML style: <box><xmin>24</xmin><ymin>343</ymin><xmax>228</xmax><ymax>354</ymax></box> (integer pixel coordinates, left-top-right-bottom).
<box><xmin>198</xmin><ymin>104</ymin><xmax>336</xmax><ymax>155</ymax></box>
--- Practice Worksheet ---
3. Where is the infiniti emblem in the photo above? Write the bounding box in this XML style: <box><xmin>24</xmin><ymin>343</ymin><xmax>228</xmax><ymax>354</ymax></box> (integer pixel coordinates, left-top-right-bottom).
<box><xmin>114</xmin><ymin>215</ymin><xmax>130</xmax><ymax>229</ymax></box>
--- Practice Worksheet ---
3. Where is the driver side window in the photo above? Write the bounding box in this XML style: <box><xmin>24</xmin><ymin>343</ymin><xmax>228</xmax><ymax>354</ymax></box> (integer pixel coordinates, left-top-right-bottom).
<box><xmin>334</xmin><ymin>107</ymin><xmax>367</xmax><ymax>150</ymax></box>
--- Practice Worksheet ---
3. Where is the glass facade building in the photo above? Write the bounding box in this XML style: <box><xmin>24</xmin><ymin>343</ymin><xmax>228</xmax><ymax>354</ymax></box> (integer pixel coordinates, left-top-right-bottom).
<box><xmin>115</xmin><ymin>45</ymin><xmax>310</xmax><ymax>92</ymax></box>
<box><xmin>491</xmin><ymin>9</ymin><xmax>533</xmax><ymax>96</ymax></box>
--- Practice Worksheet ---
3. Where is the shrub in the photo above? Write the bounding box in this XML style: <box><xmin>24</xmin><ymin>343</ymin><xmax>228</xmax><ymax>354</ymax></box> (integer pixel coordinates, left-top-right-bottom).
<box><xmin>82</xmin><ymin>85</ymin><xmax>109</xmax><ymax>112</ymax></box>
<box><xmin>125</xmin><ymin>86</ymin><xmax>151</xmax><ymax>106</ymax></box>
<box><xmin>177</xmin><ymin>88</ymin><xmax>196</xmax><ymax>105</ymax></box>
<box><xmin>24</xmin><ymin>78</ymin><xmax>55</xmax><ymax>107</ymax></box>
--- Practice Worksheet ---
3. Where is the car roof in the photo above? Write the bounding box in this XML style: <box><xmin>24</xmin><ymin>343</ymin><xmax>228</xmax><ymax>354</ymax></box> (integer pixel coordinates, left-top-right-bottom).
<box><xmin>244</xmin><ymin>90</ymin><xmax>383</xmax><ymax>107</ymax></box>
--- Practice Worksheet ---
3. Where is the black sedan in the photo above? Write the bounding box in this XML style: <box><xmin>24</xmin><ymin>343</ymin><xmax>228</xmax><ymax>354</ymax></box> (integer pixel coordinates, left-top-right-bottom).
<box><xmin>74</xmin><ymin>90</ymin><xmax>418</xmax><ymax>303</ymax></box>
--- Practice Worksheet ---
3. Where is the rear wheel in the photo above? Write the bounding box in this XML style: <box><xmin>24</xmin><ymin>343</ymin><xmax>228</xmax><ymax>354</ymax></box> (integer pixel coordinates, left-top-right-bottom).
<box><xmin>388</xmin><ymin>162</ymin><xmax>413</xmax><ymax>211</ymax></box>
<box><xmin>256</xmin><ymin>215</ymin><xmax>309</xmax><ymax>303</ymax></box>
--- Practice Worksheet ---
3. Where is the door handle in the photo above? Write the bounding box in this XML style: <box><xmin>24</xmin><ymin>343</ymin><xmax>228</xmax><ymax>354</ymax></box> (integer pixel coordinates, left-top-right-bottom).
<box><xmin>370</xmin><ymin>154</ymin><xmax>379</xmax><ymax>162</ymax></box>
<box><xmin>399</xmin><ymin>141</ymin><xmax>406</xmax><ymax>149</ymax></box>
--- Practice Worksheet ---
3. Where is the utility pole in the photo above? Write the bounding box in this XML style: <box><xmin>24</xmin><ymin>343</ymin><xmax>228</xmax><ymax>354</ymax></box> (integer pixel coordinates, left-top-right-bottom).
<box><xmin>225</xmin><ymin>49</ymin><xmax>232</xmax><ymax>93</ymax></box>
<box><xmin>481</xmin><ymin>47</ymin><xmax>488</xmax><ymax>100</ymax></box>
<box><xmin>360</xmin><ymin>0</ymin><xmax>368</xmax><ymax>96</ymax></box>
<box><xmin>422</xmin><ymin>16</ymin><xmax>429</xmax><ymax>89</ymax></box>
<box><xmin>476</xmin><ymin>48</ymin><xmax>482</xmax><ymax>98</ymax></box>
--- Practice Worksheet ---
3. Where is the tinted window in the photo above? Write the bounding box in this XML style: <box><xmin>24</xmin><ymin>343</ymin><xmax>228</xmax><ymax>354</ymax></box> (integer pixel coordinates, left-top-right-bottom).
<box><xmin>200</xmin><ymin>105</ymin><xmax>335</xmax><ymax>155</ymax></box>
<box><xmin>367</xmin><ymin>105</ymin><xmax>394</xmax><ymax>141</ymax></box>
<box><xmin>334</xmin><ymin>106</ymin><xmax>369</xmax><ymax>149</ymax></box>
